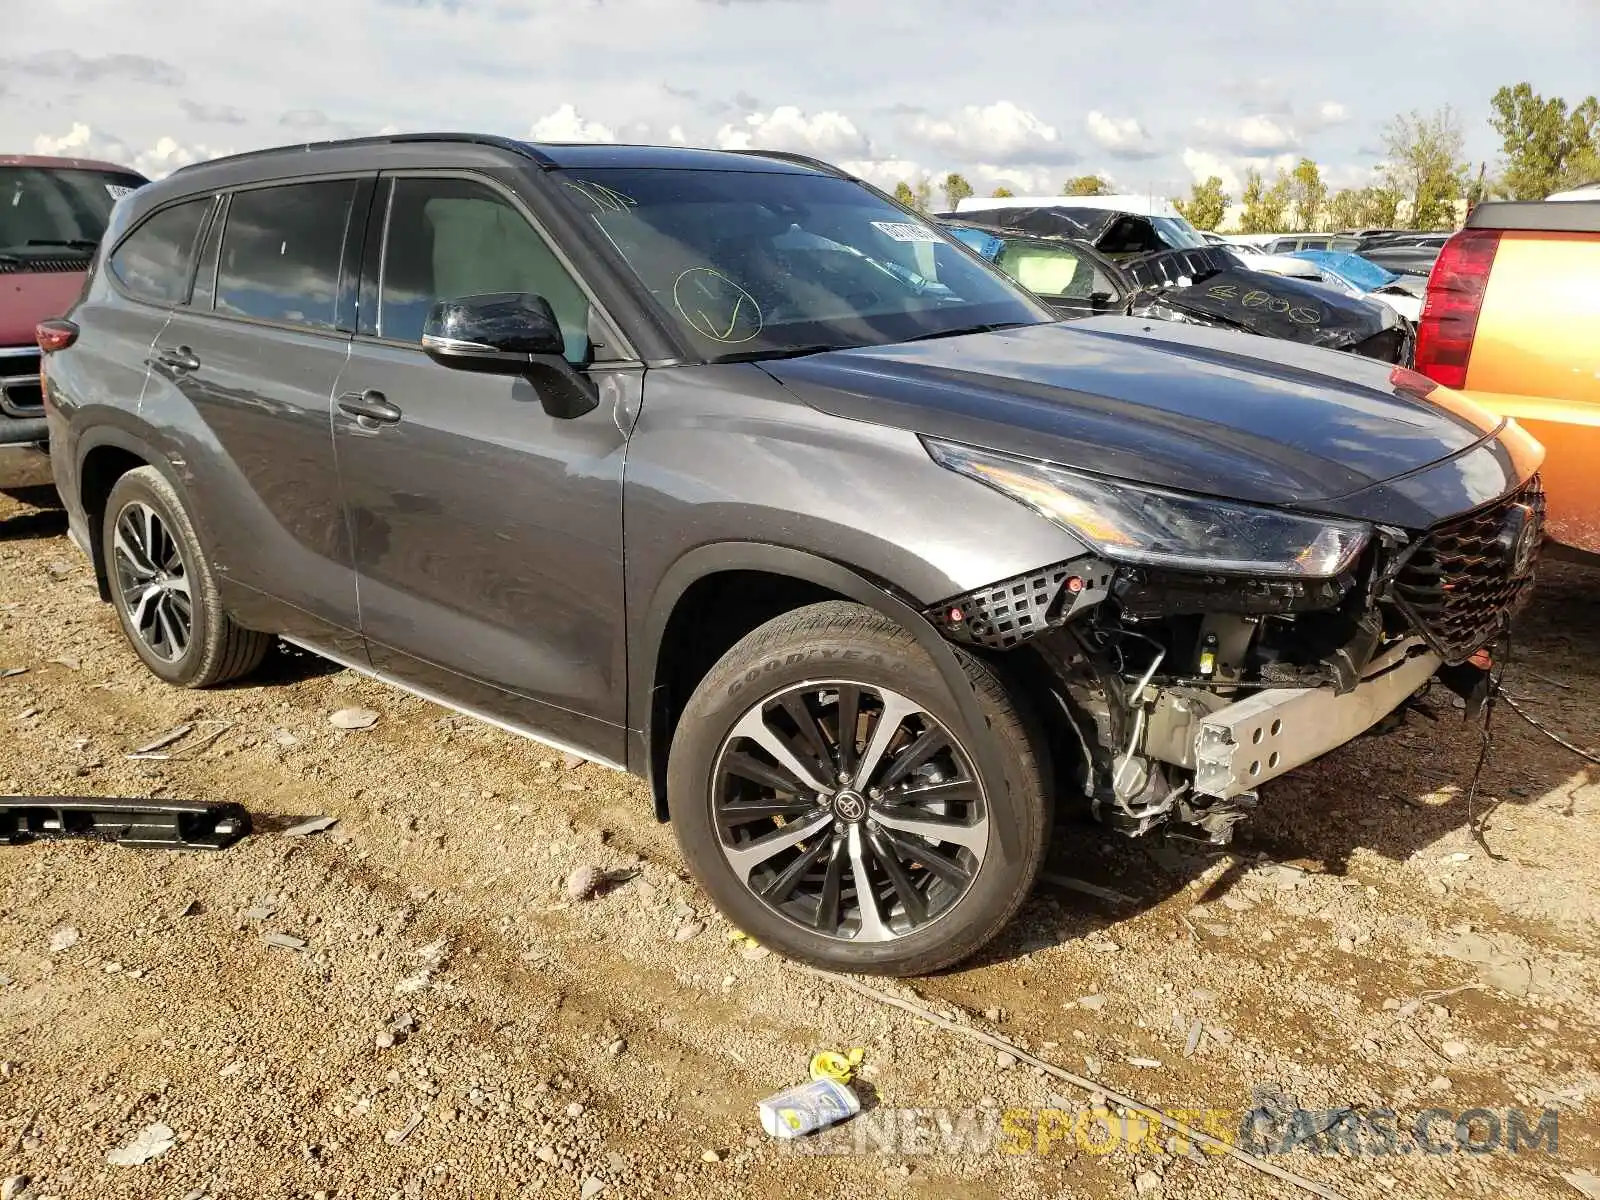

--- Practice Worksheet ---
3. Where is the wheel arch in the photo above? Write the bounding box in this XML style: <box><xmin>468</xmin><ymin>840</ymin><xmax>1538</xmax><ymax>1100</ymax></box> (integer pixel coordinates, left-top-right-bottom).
<box><xmin>74</xmin><ymin>425</ymin><xmax>196</xmax><ymax>603</ymax></box>
<box><xmin>631</xmin><ymin>542</ymin><xmax>1023</xmax><ymax>863</ymax></box>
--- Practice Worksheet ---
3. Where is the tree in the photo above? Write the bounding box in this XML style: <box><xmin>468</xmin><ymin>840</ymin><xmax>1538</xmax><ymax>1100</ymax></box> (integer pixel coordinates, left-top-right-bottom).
<box><xmin>1324</xmin><ymin>187</ymin><xmax>1367</xmax><ymax>231</ymax></box>
<box><xmin>1287</xmin><ymin>158</ymin><xmax>1327</xmax><ymax>232</ymax></box>
<box><xmin>1489</xmin><ymin>83</ymin><xmax>1600</xmax><ymax>199</ymax></box>
<box><xmin>1364</xmin><ymin>185</ymin><xmax>1402</xmax><ymax>228</ymax></box>
<box><xmin>913</xmin><ymin>177</ymin><xmax>933</xmax><ymax>213</ymax></box>
<box><xmin>1237</xmin><ymin>168</ymin><xmax>1292</xmax><ymax>233</ymax></box>
<box><xmin>991</xmin><ymin>186</ymin><xmax>1015</xmax><ymax>198</ymax></box>
<box><xmin>1174</xmin><ymin>176</ymin><xmax>1228</xmax><ymax>230</ymax></box>
<box><xmin>892</xmin><ymin>181</ymin><xmax>917</xmax><ymax>209</ymax></box>
<box><xmin>1063</xmin><ymin>174</ymin><xmax>1110</xmax><ymax>196</ymax></box>
<box><xmin>1382</xmin><ymin>106</ymin><xmax>1468</xmax><ymax>230</ymax></box>
<box><xmin>942</xmin><ymin>172</ymin><xmax>974</xmax><ymax>211</ymax></box>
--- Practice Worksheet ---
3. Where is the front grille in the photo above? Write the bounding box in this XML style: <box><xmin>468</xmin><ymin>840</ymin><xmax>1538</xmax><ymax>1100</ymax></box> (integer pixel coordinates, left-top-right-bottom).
<box><xmin>1392</xmin><ymin>476</ymin><xmax>1545</xmax><ymax>663</ymax></box>
<box><xmin>0</xmin><ymin>347</ymin><xmax>44</xmax><ymax>416</ymax></box>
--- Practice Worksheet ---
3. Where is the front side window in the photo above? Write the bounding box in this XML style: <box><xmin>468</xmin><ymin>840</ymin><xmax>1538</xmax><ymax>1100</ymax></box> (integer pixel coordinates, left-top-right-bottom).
<box><xmin>995</xmin><ymin>238</ymin><xmax>1120</xmax><ymax>301</ymax></box>
<box><xmin>555</xmin><ymin>167</ymin><xmax>1048</xmax><ymax>361</ymax></box>
<box><xmin>378</xmin><ymin>177</ymin><xmax>590</xmax><ymax>361</ymax></box>
<box><xmin>1148</xmin><ymin>216</ymin><xmax>1209</xmax><ymax>250</ymax></box>
<box><xmin>0</xmin><ymin>166</ymin><xmax>145</xmax><ymax>259</ymax></box>
<box><xmin>214</xmin><ymin>180</ymin><xmax>355</xmax><ymax>330</ymax></box>
<box><xmin>108</xmin><ymin>198</ymin><xmax>210</xmax><ymax>305</ymax></box>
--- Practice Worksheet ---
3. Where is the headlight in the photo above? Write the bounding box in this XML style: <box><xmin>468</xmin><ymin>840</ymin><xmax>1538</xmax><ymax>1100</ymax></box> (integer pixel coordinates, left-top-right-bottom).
<box><xmin>926</xmin><ymin>439</ymin><xmax>1370</xmax><ymax>579</ymax></box>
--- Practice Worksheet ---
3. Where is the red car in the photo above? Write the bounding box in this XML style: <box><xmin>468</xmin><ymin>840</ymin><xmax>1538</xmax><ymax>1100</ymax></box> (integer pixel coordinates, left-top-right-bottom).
<box><xmin>2</xmin><ymin>154</ymin><xmax>147</xmax><ymax>492</ymax></box>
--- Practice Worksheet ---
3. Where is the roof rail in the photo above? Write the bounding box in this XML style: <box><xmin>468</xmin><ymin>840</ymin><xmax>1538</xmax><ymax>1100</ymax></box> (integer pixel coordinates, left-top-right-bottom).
<box><xmin>171</xmin><ymin>132</ymin><xmax>553</xmax><ymax>175</ymax></box>
<box><xmin>722</xmin><ymin>148</ymin><xmax>849</xmax><ymax>178</ymax></box>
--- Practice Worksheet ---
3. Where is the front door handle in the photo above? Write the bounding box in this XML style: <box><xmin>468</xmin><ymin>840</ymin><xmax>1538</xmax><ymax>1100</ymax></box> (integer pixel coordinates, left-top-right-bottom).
<box><xmin>154</xmin><ymin>345</ymin><xmax>200</xmax><ymax>372</ymax></box>
<box><xmin>337</xmin><ymin>389</ymin><xmax>402</xmax><ymax>426</ymax></box>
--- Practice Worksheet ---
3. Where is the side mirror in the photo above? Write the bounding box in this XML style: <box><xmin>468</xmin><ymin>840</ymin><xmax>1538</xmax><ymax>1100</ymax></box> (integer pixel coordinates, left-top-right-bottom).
<box><xmin>421</xmin><ymin>291</ymin><xmax>597</xmax><ymax>418</ymax></box>
<box><xmin>422</xmin><ymin>291</ymin><xmax>566</xmax><ymax>366</ymax></box>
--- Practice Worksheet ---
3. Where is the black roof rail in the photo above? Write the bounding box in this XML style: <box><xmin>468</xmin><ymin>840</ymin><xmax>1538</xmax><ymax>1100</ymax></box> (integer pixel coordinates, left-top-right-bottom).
<box><xmin>722</xmin><ymin>148</ymin><xmax>850</xmax><ymax>178</ymax></box>
<box><xmin>171</xmin><ymin>132</ymin><xmax>554</xmax><ymax>175</ymax></box>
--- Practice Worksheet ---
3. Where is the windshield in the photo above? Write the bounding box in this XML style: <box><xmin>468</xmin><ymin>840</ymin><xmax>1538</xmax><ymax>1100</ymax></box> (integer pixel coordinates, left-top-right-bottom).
<box><xmin>0</xmin><ymin>166</ymin><xmax>144</xmax><ymax>258</ymax></box>
<box><xmin>555</xmin><ymin>167</ymin><xmax>1050</xmax><ymax>360</ymax></box>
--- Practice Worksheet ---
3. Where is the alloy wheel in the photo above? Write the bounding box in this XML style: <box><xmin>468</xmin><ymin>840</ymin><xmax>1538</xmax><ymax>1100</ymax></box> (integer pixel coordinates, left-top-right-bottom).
<box><xmin>111</xmin><ymin>500</ymin><xmax>193</xmax><ymax>662</ymax></box>
<box><xmin>711</xmin><ymin>681</ymin><xmax>990</xmax><ymax>943</ymax></box>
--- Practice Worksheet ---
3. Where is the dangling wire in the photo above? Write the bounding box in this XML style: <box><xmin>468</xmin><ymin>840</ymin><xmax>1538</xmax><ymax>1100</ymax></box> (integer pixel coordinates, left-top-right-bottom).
<box><xmin>1464</xmin><ymin>629</ymin><xmax>1511</xmax><ymax>863</ymax></box>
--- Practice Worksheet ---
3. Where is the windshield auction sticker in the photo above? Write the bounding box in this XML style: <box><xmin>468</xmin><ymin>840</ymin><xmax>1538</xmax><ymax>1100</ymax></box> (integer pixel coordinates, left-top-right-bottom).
<box><xmin>871</xmin><ymin>221</ymin><xmax>943</xmax><ymax>243</ymax></box>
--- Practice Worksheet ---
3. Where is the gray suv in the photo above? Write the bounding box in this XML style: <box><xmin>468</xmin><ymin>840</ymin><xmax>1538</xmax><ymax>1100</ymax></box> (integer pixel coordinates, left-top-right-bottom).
<box><xmin>41</xmin><ymin>135</ymin><xmax>1544</xmax><ymax>974</ymax></box>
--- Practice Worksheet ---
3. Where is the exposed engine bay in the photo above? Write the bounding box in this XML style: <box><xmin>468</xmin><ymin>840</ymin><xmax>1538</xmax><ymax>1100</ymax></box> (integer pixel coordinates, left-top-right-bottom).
<box><xmin>927</xmin><ymin>478</ymin><xmax>1545</xmax><ymax>844</ymax></box>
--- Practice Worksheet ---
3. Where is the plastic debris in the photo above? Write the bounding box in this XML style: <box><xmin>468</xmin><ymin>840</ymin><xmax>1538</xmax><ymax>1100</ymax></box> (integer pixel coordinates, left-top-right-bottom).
<box><xmin>1564</xmin><ymin>1171</ymin><xmax>1600</xmax><ymax>1198</ymax></box>
<box><xmin>384</xmin><ymin>1112</ymin><xmax>424</xmax><ymax>1146</ymax></box>
<box><xmin>329</xmin><ymin>707</ymin><xmax>379</xmax><ymax>730</ymax></box>
<box><xmin>105</xmin><ymin>1122</ymin><xmax>176</xmax><ymax>1166</ymax></box>
<box><xmin>808</xmin><ymin>1048</ymin><xmax>865</xmax><ymax>1085</ymax></box>
<box><xmin>566</xmin><ymin>865</ymin><xmax>606</xmax><ymax>901</ymax></box>
<box><xmin>758</xmin><ymin>1077</ymin><xmax>861</xmax><ymax>1139</ymax></box>
<box><xmin>282</xmin><ymin>815</ymin><xmax>338</xmax><ymax>837</ymax></box>
<box><xmin>128</xmin><ymin>724</ymin><xmax>193</xmax><ymax>756</ymax></box>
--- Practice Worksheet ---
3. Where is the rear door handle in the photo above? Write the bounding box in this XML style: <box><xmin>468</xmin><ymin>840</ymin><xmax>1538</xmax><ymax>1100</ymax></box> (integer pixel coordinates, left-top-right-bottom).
<box><xmin>154</xmin><ymin>345</ymin><xmax>200</xmax><ymax>372</ymax></box>
<box><xmin>337</xmin><ymin>388</ymin><xmax>402</xmax><ymax>426</ymax></box>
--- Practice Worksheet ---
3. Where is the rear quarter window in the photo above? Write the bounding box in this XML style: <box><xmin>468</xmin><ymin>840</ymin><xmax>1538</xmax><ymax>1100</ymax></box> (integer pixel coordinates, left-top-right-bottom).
<box><xmin>214</xmin><ymin>181</ymin><xmax>356</xmax><ymax>330</ymax></box>
<box><xmin>108</xmin><ymin>199</ymin><xmax>211</xmax><ymax>305</ymax></box>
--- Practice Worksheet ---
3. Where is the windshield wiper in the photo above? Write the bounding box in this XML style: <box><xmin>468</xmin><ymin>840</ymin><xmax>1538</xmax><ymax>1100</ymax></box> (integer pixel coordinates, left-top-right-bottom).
<box><xmin>711</xmin><ymin>344</ymin><xmax>847</xmax><ymax>364</ymax></box>
<box><xmin>900</xmin><ymin>321</ymin><xmax>1031</xmax><ymax>343</ymax></box>
<box><xmin>24</xmin><ymin>239</ymin><xmax>98</xmax><ymax>252</ymax></box>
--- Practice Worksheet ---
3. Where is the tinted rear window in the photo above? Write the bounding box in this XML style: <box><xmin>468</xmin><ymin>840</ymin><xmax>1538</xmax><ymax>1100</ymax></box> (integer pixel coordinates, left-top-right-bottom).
<box><xmin>215</xmin><ymin>181</ymin><xmax>356</xmax><ymax>330</ymax></box>
<box><xmin>109</xmin><ymin>198</ymin><xmax>211</xmax><ymax>305</ymax></box>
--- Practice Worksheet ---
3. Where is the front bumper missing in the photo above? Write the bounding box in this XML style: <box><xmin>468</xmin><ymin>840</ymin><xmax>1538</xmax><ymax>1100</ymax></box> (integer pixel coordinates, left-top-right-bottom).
<box><xmin>1192</xmin><ymin>647</ymin><xmax>1441</xmax><ymax>800</ymax></box>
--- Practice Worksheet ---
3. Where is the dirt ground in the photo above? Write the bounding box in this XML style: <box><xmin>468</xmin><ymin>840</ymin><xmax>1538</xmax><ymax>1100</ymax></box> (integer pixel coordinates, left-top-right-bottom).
<box><xmin>2</xmin><ymin>487</ymin><xmax>1598</xmax><ymax>1200</ymax></box>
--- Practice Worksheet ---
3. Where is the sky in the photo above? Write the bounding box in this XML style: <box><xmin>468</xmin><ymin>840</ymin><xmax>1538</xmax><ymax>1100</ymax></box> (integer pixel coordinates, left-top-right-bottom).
<box><xmin>6</xmin><ymin>0</ymin><xmax>1600</xmax><ymax>204</ymax></box>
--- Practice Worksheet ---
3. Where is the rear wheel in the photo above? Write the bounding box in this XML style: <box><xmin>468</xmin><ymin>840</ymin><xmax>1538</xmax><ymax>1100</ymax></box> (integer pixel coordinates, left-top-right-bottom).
<box><xmin>667</xmin><ymin>600</ymin><xmax>1050</xmax><ymax>975</ymax></box>
<box><xmin>102</xmin><ymin>467</ymin><xmax>270</xmax><ymax>687</ymax></box>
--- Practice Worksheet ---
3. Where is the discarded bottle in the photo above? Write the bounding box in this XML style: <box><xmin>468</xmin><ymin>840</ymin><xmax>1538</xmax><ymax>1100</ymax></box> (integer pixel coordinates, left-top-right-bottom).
<box><xmin>757</xmin><ymin>1078</ymin><xmax>862</xmax><ymax>1139</ymax></box>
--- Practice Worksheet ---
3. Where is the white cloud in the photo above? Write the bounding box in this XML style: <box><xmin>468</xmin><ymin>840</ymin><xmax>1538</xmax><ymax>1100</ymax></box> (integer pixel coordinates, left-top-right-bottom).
<box><xmin>1182</xmin><ymin>147</ymin><xmax>1243</xmax><ymax>195</ymax></box>
<box><xmin>1084</xmin><ymin>110</ymin><xmax>1153</xmax><ymax>158</ymax></box>
<box><xmin>836</xmin><ymin>157</ymin><xmax>922</xmax><ymax>190</ymax></box>
<box><xmin>714</xmin><ymin>106</ymin><xmax>871</xmax><ymax>159</ymax></box>
<box><xmin>32</xmin><ymin>122</ymin><xmax>225</xmax><ymax>179</ymax></box>
<box><xmin>530</xmin><ymin>103</ymin><xmax>615</xmax><ymax>143</ymax></box>
<box><xmin>667</xmin><ymin>124</ymin><xmax>688</xmax><ymax>145</ymax></box>
<box><xmin>907</xmin><ymin>101</ymin><xmax>1076</xmax><ymax>167</ymax></box>
<box><xmin>1314</xmin><ymin>101</ymin><xmax>1349</xmax><ymax>126</ymax></box>
<box><xmin>1194</xmin><ymin>114</ymin><xmax>1300</xmax><ymax>154</ymax></box>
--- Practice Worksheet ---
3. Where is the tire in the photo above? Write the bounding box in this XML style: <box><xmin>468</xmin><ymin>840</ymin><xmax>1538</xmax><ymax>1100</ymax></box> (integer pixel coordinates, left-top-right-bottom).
<box><xmin>667</xmin><ymin>600</ymin><xmax>1051</xmax><ymax>976</ymax></box>
<box><xmin>102</xmin><ymin>466</ymin><xmax>271</xmax><ymax>687</ymax></box>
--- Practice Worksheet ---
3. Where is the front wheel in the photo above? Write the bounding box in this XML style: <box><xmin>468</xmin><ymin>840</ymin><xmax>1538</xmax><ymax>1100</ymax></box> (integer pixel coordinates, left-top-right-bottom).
<box><xmin>667</xmin><ymin>601</ymin><xmax>1051</xmax><ymax>976</ymax></box>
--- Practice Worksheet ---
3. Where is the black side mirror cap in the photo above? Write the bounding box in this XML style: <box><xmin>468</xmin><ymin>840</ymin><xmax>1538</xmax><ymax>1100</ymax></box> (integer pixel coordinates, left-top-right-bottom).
<box><xmin>421</xmin><ymin>291</ymin><xmax>598</xmax><ymax>419</ymax></box>
<box><xmin>422</xmin><ymin>291</ymin><xmax>566</xmax><ymax>367</ymax></box>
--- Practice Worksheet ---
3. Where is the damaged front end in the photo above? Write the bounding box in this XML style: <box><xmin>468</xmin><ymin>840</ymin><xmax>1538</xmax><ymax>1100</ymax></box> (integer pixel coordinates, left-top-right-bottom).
<box><xmin>924</xmin><ymin>442</ymin><xmax>1545</xmax><ymax>845</ymax></box>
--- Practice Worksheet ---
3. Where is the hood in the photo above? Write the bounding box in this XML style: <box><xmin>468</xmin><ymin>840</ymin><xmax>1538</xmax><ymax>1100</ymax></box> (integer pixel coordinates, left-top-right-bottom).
<box><xmin>762</xmin><ymin>318</ymin><xmax>1522</xmax><ymax>521</ymax></box>
<box><xmin>0</xmin><ymin>268</ymin><xmax>87</xmax><ymax>347</ymax></box>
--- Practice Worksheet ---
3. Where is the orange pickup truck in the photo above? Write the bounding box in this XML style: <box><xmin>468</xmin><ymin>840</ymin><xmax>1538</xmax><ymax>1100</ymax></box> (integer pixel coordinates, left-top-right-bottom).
<box><xmin>1416</xmin><ymin>200</ymin><xmax>1600</xmax><ymax>556</ymax></box>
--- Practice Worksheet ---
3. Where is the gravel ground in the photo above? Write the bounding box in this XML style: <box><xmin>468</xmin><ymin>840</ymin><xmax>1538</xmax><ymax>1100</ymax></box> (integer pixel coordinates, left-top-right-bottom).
<box><xmin>2</xmin><ymin>488</ymin><xmax>1598</xmax><ymax>1200</ymax></box>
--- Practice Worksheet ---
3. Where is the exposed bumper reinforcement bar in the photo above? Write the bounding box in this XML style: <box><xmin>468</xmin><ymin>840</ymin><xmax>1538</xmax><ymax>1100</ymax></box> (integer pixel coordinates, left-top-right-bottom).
<box><xmin>1193</xmin><ymin>648</ymin><xmax>1441</xmax><ymax>799</ymax></box>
